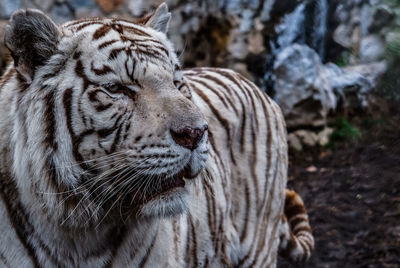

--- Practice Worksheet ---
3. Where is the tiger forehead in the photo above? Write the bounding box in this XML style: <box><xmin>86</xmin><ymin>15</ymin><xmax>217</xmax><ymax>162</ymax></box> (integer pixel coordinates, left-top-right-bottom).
<box><xmin>61</xmin><ymin>18</ymin><xmax>182</xmax><ymax>87</ymax></box>
<box><xmin>62</xmin><ymin>18</ymin><xmax>179</xmax><ymax>80</ymax></box>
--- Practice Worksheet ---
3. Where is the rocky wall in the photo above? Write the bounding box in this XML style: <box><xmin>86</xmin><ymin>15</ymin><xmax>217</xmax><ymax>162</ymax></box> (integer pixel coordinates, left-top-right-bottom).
<box><xmin>0</xmin><ymin>0</ymin><xmax>300</xmax><ymax>81</ymax></box>
<box><xmin>0</xmin><ymin>0</ymin><xmax>397</xmax><ymax>151</ymax></box>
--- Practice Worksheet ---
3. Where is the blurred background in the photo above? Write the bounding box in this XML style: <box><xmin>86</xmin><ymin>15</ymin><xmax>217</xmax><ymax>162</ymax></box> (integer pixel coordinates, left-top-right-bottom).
<box><xmin>0</xmin><ymin>0</ymin><xmax>399</xmax><ymax>266</ymax></box>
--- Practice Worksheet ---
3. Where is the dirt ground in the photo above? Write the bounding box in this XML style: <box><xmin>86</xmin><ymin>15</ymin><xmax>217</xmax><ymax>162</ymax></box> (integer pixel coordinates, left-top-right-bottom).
<box><xmin>279</xmin><ymin>102</ymin><xmax>400</xmax><ymax>267</ymax></box>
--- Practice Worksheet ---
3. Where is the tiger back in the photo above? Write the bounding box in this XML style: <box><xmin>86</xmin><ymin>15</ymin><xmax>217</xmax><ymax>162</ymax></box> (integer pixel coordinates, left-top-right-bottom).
<box><xmin>0</xmin><ymin>3</ymin><xmax>313</xmax><ymax>267</ymax></box>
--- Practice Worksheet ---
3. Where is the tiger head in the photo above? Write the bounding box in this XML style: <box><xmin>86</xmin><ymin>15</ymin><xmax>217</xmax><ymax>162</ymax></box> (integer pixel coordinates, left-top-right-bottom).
<box><xmin>5</xmin><ymin>3</ymin><xmax>208</xmax><ymax>227</ymax></box>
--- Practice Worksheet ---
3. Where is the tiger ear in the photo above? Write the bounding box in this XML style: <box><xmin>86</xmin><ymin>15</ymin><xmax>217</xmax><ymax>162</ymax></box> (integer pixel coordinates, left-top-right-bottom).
<box><xmin>145</xmin><ymin>3</ymin><xmax>171</xmax><ymax>34</ymax></box>
<box><xmin>5</xmin><ymin>9</ymin><xmax>60</xmax><ymax>83</ymax></box>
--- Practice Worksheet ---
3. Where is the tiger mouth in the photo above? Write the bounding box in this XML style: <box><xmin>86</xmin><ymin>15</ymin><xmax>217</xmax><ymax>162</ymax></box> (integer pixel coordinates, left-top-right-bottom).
<box><xmin>130</xmin><ymin>170</ymin><xmax>186</xmax><ymax>205</ymax></box>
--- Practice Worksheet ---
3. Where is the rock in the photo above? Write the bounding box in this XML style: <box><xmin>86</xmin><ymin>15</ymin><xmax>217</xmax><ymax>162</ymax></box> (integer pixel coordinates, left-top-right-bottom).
<box><xmin>33</xmin><ymin>0</ymin><xmax>54</xmax><ymax>11</ymax></box>
<box><xmin>364</xmin><ymin>4</ymin><xmax>394</xmax><ymax>34</ymax></box>
<box><xmin>69</xmin><ymin>0</ymin><xmax>96</xmax><ymax>9</ymax></box>
<box><xmin>50</xmin><ymin>2</ymin><xmax>74</xmax><ymax>23</ymax></box>
<box><xmin>288</xmin><ymin>132</ymin><xmax>303</xmax><ymax>151</ymax></box>
<box><xmin>305</xmin><ymin>165</ymin><xmax>318</xmax><ymax>173</ymax></box>
<box><xmin>273</xmin><ymin>44</ymin><xmax>337</xmax><ymax>128</ymax></box>
<box><xmin>333</xmin><ymin>1</ymin><xmax>363</xmax><ymax>49</ymax></box>
<box><xmin>317</xmin><ymin>127</ymin><xmax>334</xmax><ymax>146</ymax></box>
<box><xmin>288</xmin><ymin>127</ymin><xmax>334</xmax><ymax>150</ymax></box>
<box><xmin>260</xmin><ymin>0</ymin><xmax>299</xmax><ymax>22</ymax></box>
<box><xmin>228</xmin><ymin>30</ymin><xmax>248</xmax><ymax>60</ymax></box>
<box><xmin>343</xmin><ymin>61</ymin><xmax>387</xmax><ymax>88</ymax></box>
<box><xmin>75</xmin><ymin>7</ymin><xmax>103</xmax><ymax>19</ymax></box>
<box><xmin>0</xmin><ymin>20</ymin><xmax>9</xmax><ymax>72</ymax></box>
<box><xmin>323</xmin><ymin>62</ymin><xmax>373</xmax><ymax>112</ymax></box>
<box><xmin>294</xmin><ymin>130</ymin><xmax>319</xmax><ymax>147</ymax></box>
<box><xmin>239</xmin><ymin>9</ymin><xmax>255</xmax><ymax>32</ymax></box>
<box><xmin>0</xmin><ymin>0</ymin><xmax>20</xmax><ymax>19</ymax></box>
<box><xmin>96</xmin><ymin>0</ymin><xmax>124</xmax><ymax>13</ymax></box>
<box><xmin>247</xmin><ymin>30</ymin><xmax>264</xmax><ymax>54</ymax></box>
<box><xmin>274</xmin><ymin>44</ymin><xmax>374</xmax><ymax>128</ymax></box>
<box><xmin>359</xmin><ymin>35</ymin><xmax>385</xmax><ymax>63</ymax></box>
<box><xmin>333</xmin><ymin>24</ymin><xmax>354</xmax><ymax>49</ymax></box>
<box><xmin>333</xmin><ymin>23</ymin><xmax>361</xmax><ymax>52</ymax></box>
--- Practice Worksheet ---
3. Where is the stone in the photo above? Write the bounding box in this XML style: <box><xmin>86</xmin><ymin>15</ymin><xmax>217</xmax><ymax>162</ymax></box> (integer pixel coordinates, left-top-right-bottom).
<box><xmin>50</xmin><ymin>2</ymin><xmax>74</xmax><ymax>23</ymax></box>
<box><xmin>288</xmin><ymin>133</ymin><xmax>303</xmax><ymax>151</ymax></box>
<box><xmin>228</xmin><ymin>30</ymin><xmax>248</xmax><ymax>60</ymax></box>
<box><xmin>359</xmin><ymin>35</ymin><xmax>385</xmax><ymax>63</ymax></box>
<box><xmin>343</xmin><ymin>61</ymin><xmax>387</xmax><ymax>88</ymax></box>
<box><xmin>247</xmin><ymin>30</ymin><xmax>264</xmax><ymax>54</ymax></box>
<box><xmin>317</xmin><ymin>127</ymin><xmax>334</xmax><ymax>146</ymax></box>
<box><xmin>333</xmin><ymin>23</ymin><xmax>353</xmax><ymax>49</ymax></box>
<box><xmin>96</xmin><ymin>0</ymin><xmax>124</xmax><ymax>13</ymax></box>
<box><xmin>0</xmin><ymin>0</ymin><xmax>20</xmax><ymax>19</ymax></box>
<box><xmin>305</xmin><ymin>165</ymin><xmax>318</xmax><ymax>173</ymax></box>
<box><xmin>260</xmin><ymin>0</ymin><xmax>276</xmax><ymax>22</ymax></box>
<box><xmin>294</xmin><ymin>130</ymin><xmax>318</xmax><ymax>147</ymax></box>
<box><xmin>365</xmin><ymin>4</ymin><xmax>395</xmax><ymax>34</ymax></box>
<box><xmin>239</xmin><ymin>9</ymin><xmax>255</xmax><ymax>32</ymax></box>
<box><xmin>323</xmin><ymin>63</ymin><xmax>373</xmax><ymax>111</ymax></box>
<box><xmin>69</xmin><ymin>0</ymin><xmax>96</xmax><ymax>9</ymax></box>
<box><xmin>0</xmin><ymin>20</ymin><xmax>9</xmax><ymax>72</ymax></box>
<box><xmin>274</xmin><ymin>44</ymin><xmax>374</xmax><ymax>128</ymax></box>
<box><xmin>288</xmin><ymin>127</ymin><xmax>333</xmax><ymax>150</ymax></box>
<box><xmin>273</xmin><ymin>44</ymin><xmax>337</xmax><ymax>128</ymax></box>
<box><xmin>75</xmin><ymin>7</ymin><xmax>103</xmax><ymax>19</ymax></box>
<box><xmin>33</xmin><ymin>0</ymin><xmax>54</xmax><ymax>11</ymax></box>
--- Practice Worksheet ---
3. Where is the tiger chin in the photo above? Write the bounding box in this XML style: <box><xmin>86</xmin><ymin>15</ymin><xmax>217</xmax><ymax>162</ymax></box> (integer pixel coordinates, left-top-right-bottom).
<box><xmin>0</xmin><ymin>2</ymin><xmax>313</xmax><ymax>267</ymax></box>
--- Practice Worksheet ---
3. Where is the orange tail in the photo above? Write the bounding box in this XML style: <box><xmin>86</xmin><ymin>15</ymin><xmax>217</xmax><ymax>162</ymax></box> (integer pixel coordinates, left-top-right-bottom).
<box><xmin>279</xmin><ymin>189</ymin><xmax>314</xmax><ymax>263</ymax></box>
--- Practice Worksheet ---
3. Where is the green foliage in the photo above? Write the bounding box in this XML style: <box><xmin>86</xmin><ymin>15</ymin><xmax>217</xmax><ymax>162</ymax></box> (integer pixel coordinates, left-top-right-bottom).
<box><xmin>383</xmin><ymin>0</ymin><xmax>400</xmax><ymax>7</ymax></box>
<box><xmin>379</xmin><ymin>34</ymin><xmax>400</xmax><ymax>101</ymax></box>
<box><xmin>327</xmin><ymin>118</ymin><xmax>362</xmax><ymax>149</ymax></box>
<box><xmin>335</xmin><ymin>51</ymin><xmax>352</xmax><ymax>67</ymax></box>
<box><xmin>377</xmin><ymin>0</ymin><xmax>400</xmax><ymax>100</ymax></box>
<box><xmin>386</xmin><ymin>32</ymin><xmax>400</xmax><ymax>59</ymax></box>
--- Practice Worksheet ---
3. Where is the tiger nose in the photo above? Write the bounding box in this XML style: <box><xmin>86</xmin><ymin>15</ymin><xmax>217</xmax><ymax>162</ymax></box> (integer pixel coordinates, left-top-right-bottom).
<box><xmin>170</xmin><ymin>125</ymin><xmax>208</xmax><ymax>150</ymax></box>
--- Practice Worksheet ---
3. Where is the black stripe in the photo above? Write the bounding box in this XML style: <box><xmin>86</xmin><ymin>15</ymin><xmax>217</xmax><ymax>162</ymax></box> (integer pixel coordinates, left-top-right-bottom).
<box><xmin>76</xmin><ymin>22</ymin><xmax>103</xmax><ymax>31</ymax></box>
<box><xmin>0</xmin><ymin>172</ymin><xmax>41</xmax><ymax>267</ymax></box>
<box><xmin>253</xmin><ymin>89</ymin><xmax>273</xmax><ymax>216</ymax></box>
<box><xmin>92</xmin><ymin>24</ymin><xmax>112</xmax><ymax>40</ymax></box>
<box><xmin>119</xmin><ymin>24</ymin><xmax>151</xmax><ymax>37</ymax></box>
<box><xmin>197</xmin><ymin>73</ymin><xmax>240</xmax><ymax>115</ymax></box>
<box><xmin>0</xmin><ymin>249</ymin><xmax>11</xmax><ymax>268</ymax></box>
<box><xmin>108</xmin><ymin>48</ymin><xmax>126</xmax><ymax>60</ymax></box>
<box><xmin>190</xmin><ymin>81</ymin><xmax>237</xmax><ymax>165</ymax></box>
<box><xmin>63</xmin><ymin>88</ymin><xmax>87</xmax><ymax>167</ymax></box>
<box><xmin>110</xmin><ymin>122</ymin><xmax>124</xmax><ymax>153</ymax></box>
<box><xmin>91</xmin><ymin>62</ymin><xmax>115</xmax><ymax>76</ymax></box>
<box><xmin>138</xmin><ymin>230</ymin><xmax>158</xmax><ymax>267</ymax></box>
<box><xmin>104</xmin><ymin>226</ymin><xmax>127</xmax><ymax>268</ymax></box>
<box><xmin>43</xmin><ymin>89</ymin><xmax>58</xmax><ymax>151</ymax></box>
<box><xmin>66</xmin><ymin>18</ymin><xmax>102</xmax><ymax>27</ymax></box>
<box><xmin>98</xmin><ymin>39</ymin><xmax>118</xmax><ymax>50</ymax></box>
<box><xmin>188</xmin><ymin>76</ymin><xmax>231</xmax><ymax>111</ymax></box>
<box><xmin>75</xmin><ymin>59</ymin><xmax>91</xmax><ymax>91</ymax></box>
<box><xmin>189</xmin><ymin>216</ymin><xmax>199</xmax><ymax>266</ymax></box>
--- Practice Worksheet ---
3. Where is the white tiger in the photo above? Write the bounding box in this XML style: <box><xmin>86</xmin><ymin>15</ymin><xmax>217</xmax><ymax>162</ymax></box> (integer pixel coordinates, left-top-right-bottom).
<box><xmin>0</xmin><ymin>3</ymin><xmax>313</xmax><ymax>267</ymax></box>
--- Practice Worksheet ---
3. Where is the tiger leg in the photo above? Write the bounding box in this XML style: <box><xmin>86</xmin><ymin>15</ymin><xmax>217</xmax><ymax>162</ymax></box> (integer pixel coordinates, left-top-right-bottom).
<box><xmin>278</xmin><ymin>189</ymin><xmax>314</xmax><ymax>263</ymax></box>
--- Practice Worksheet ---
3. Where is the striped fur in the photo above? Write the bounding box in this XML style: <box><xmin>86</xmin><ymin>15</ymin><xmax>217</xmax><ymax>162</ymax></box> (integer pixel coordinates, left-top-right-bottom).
<box><xmin>0</xmin><ymin>4</ymin><xmax>313</xmax><ymax>267</ymax></box>
<box><xmin>279</xmin><ymin>189</ymin><xmax>314</xmax><ymax>263</ymax></box>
